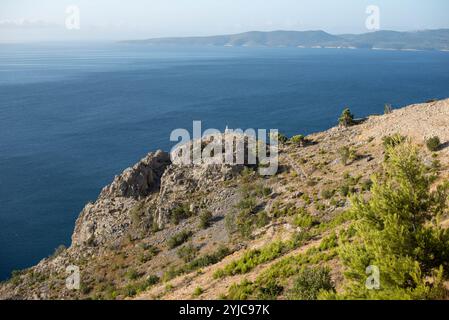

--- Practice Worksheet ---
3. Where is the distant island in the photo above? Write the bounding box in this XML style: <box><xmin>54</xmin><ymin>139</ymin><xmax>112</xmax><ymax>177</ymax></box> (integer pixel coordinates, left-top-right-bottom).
<box><xmin>122</xmin><ymin>29</ymin><xmax>449</xmax><ymax>51</ymax></box>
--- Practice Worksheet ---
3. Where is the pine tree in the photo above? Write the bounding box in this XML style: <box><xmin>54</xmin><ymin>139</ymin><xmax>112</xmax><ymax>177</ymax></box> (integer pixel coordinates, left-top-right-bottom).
<box><xmin>335</xmin><ymin>141</ymin><xmax>449</xmax><ymax>299</ymax></box>
<box><xmin>290</xmin><ymin>135</ymin><xmax>305</xmax><ymax>147</ymax></box>
<box><xmin>338</xmin><ymin>108</ymin><xmax>355</xmax><ymax>127</ymax></box>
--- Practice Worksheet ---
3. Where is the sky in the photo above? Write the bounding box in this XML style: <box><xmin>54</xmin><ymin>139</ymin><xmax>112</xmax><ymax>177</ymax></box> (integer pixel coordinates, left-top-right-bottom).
<box><xmin>1</xmin><ymin>0</ymin><xmax>449</xmax><ymax>43</ymax></box>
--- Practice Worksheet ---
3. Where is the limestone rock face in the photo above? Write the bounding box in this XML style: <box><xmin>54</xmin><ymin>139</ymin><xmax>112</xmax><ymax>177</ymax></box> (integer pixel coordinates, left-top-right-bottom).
<box><xmin>155</xmin><ymin>163</ymin><xmax>244</xmax><ymax>227</ymax></box>
<box><xmin>71</xmin><ymin>151</ymin><xmax>171</xmax><ymax>247</ymax></box>
<box><xmin>99</xmin><ymin>150</ymin><xmax>171</xmax><ymax>199</ymax></box>
<box><xmin>70</xmin><ymin>146</ymin><xmax>246</xmax><ymax>247</ymax></box>
<box><xmin>71</xmin><ymin>197</ymin><xmax>137</xmax><ymax>247</ymax></box>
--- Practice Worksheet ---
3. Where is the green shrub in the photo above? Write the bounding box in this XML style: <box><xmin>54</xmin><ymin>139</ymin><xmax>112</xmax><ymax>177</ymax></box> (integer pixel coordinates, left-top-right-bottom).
<box><xmin>293</xmin><ymin>213</ymin><xmax>315</xmax><ymax>229</ymax></box>
<box><xmin>338</xmin><ymin>146</ymin><xmax>350</xmax><ymax>165</ymax></box>
<box><xmin>138</xmin><ymin>244</ymin><xmax>159</xmax><ymax>263</ymax></box>
<box><xmin>122</xmin><ymin>275</ymin><xmax>160</xmax><ymax>298</ymax></box>
<box><xmin>426</xmin><ymin>136</ymin><xmax>441</xmax><ymax>152</ymax></box>
<box><xmin>224</xmin><ymin>211</ymin><xmax>237</xmax><ymax>235</ymax></box>
<box><xmin>138</xmin><ymin>252</ymin><xmax>153</xmax><ymax>263</ymax></box>
<box><xmin>359</xmin><ymin>178</ymin><xmax>372</xmax><ymax>191</ymax></box>
<box><xmin>125</xmin><ymin>269</ymin><xmax>140</xmax><ymax>281</ymax></box>
<box><xmin>146</xmin><ymin>275</ymin><xmax>160</xmax><ymax>286</ymax></box>
<box><xmin>192</xmin><ymin>287</ymin><xmax>203</xmax><ymax>297</ymax></box>
<box><xmin>289</xmin><ymin>267</ymin><xmax>335</xmax><ymax>300</ymax></box>
<box><xmin>382</xmin><ymin>134</ymin><xmax>406</xmax><ymax>149</ymax></box>
<box><xmin>123</xmin><ymin>284</ymin><xmax>138</xmax><ymax>297</ymax></box>
<box><xmin>240</xmin><ymin>167</ymin><xmax>255</xmax><ymax>183</ymax></box>
<box><xmin>184</xmin><ymin>245</ymin><xmax>231</xmax><ymax>272</ymax></box>
<box><xmin>162</xmin><ymin>246</ymin><xmax>232</xmax><ymax>282</ymax></box>
<box><xmin>270</xmin><ymin>132</ymin><xmax>288</xmax><ymax>144</ymax></box>
<box><xmin>151</xmin><ymin>220</ymin><xmax>161</xmax><ymax>233</ymax></box>
<box><xmin>301</xmin><ymin>193</ymin><xmax>311</xmax><ymax>204</ymax></box>
<box><xmin>216</xmin><ymin>241</ymin><xmax>288</xmax><ymax>278</ymax></box>
<box><xmin>278</xmin><ymin>133</ymin><xmax>288</xmax><ymax>144</ymax></box>
<box><xmin>170</xmin><ymin>204</ymin><xmax>192</xmax><ymax>225</ymax></box>
<box><xmin>226</xmin><ymin>202</ymin><xmax>260</xmax><ymax>238</ymax></box>
<box><xmin>130</xmin><ymin>201</ymin><xmax>146</xmax><ymax>227</ymax></box>
<box><xmin>236</xmin><ymin>197</ymin><xmax>257</xmax><ymax>211</ymax></box>
<box><xmin>162</xmin><ymin>266</ymin><xmax>181</xmax><ymax>282</ymax></box>
<box><xmin>384</xmin><ymin>103</ymin><xmax>393</xmax><ymax>114</ymax></box>
<box><xmin>314</xmin><ymin>202</ymin><xmax>326</xmax><ymax>212</ymax></box>
<box><xmin>256</xmin><ymin>280</ymin><xmax>284</xmax><ymax>300</ymax></box>
<box><xmin>256</xmin><ymin>211</ymin><xmax>270</xmax><ymax>228</ymax></box>
<box><xmin>167</xmin><ymin>230</ymin><xmax>193</xmax><ymax>249</ymax></box>
<box><xmin>319</xmin><ymin>232</ymin><xmax>338</xmax><ymax>251</ymax></box>
<box><xmin>290</xmin><ymin>135</ymin><xmax>305</xmax><ymax>146</ymax></box>
<box><xmin>338</xmin><ymin>108</ymin><xmax>355</xmax><ymax>127</ymax></box>
<box><xmin>235</xmin><ymin>210</ymin><xmax>256</xmax><ymax>238</ymax></box>
<box><xmin>291</xmin><ymin>230</ymin><xmax>312</xmax><ymax>247</ymax></box>
<box><xmin>430</xmin><ymin>159</ymin><xmax>441</xmax><ymax>173</ymax></box>
<box><xmin>321</xmin><ymin>188</ymin><xmax>334</xmax><ymax>200</ymax></box>
<box><xmin>199</xmin><ymin>211</ymin><xmax>213</xmax><ymax>229</ymax></box>
<box><xmin>121</xmin><ymin>275</ymin><xmax>159</xmax><ymax>298</ymax></box>
<box><xmin>340</xmin><ymin>183</ymin><xmax>355</xmax><ymax>197</ymax></box>
<box><xmin>227</xmin><ymin>280</ymin><xmax>254</xmax><ymax>300</ymax></box>
<box><xmin>253</xmin><ymin>185</ymin><xmax>272</xmax><ymax>197</ymax></box>
<box><xmin>139</xmin><ymin>242</ymin><xmax>155</xmax><ymax>251</ymax></box>
<box><xmin>9</xmin><ymin>270</ymin><xmax>24</xmax><ymax>286</ymax></box>
<box><xmin>343</xmin><ymin>172</ymin><xmax>362</xmax><ymax>186</ymax></box>
<box><xmin>103</xmin><ymin>284</ymin><xmax>118</xmax><ymax>300</ymax></box>
<box><xmin>177</xmin><ymin>243</ymin><xmax>198</xmax><ymax>263</ymax></box>
<box><xmin>263</xmin><ymin>187</ymin><xmax>272</xmax><ymax>197</ymax></box>
<box><xmin>80</xmin><ymin>282</ymin><xmax>93</xmax><ymax>295</ymax></box>
<box><xmin>338</xmin><ymin>146</ymin><xmax>356</xmax><ymax>165</ymax></box>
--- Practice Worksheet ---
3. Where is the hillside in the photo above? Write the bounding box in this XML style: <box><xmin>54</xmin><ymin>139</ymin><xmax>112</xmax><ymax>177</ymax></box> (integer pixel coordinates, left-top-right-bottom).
<box><xmin>1</xmin><ymin>98</ymin><xmax>449</xmax><ymax>300</ymax></box>
<box><xmin>122</xmin><ymin>29</ymin><xmax>449</xmax><ymax>51</ymax></box>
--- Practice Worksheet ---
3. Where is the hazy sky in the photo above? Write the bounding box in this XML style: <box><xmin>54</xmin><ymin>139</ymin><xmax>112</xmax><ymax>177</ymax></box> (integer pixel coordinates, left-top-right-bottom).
<box><xmin>1</xmin><ymin>0</ymin><xmax>449</xmax><ymax>42</ymax></box>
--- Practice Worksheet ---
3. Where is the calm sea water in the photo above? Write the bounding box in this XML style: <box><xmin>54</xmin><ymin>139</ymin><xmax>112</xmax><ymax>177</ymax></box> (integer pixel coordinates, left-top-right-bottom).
<box><xmin>1</xmin><ymin>43</ymin><xmax>448</xmax><ymax>280</ymax></box>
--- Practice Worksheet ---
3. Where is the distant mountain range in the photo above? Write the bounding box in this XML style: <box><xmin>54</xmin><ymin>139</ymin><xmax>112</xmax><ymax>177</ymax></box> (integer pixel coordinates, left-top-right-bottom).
<box><xmin>123</xmin><ymin>29</ymin><xmax>449</xmax><ymax>51</ymax></box>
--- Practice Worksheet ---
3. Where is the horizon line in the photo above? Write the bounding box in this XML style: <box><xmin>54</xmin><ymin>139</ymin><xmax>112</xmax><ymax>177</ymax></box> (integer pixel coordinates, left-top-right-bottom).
<box><xmin>2</xmin><ymin>27</ymin><xmax>449</xmax><ymax>45</ymax></box>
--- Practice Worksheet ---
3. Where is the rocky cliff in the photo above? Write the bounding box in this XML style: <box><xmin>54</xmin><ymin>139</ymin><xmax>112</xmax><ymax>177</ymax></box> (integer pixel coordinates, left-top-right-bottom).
<box><xmin>1</xmin><ymin>98</ymin><xmax>448</xmax><ymax>300</ymax></box>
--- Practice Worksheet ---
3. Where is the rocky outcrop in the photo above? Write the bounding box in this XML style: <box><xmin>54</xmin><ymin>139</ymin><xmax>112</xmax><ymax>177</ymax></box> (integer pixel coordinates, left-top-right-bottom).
<box><xmin>154</xmin><ymin>133</ymin><xmax>261</xmax><ymax>226</ymax></box>
<box><xmin>71</xmin><ymin>151</ymin><xmax>171</xmax><ymax>247</ymax></box>
<box><xmin>71</xmin><ymin>197</ymin><xmax>137</xmax><ymax>247</ymax></box>
<box><xmin>70</xmin><ymin>144</ymin><xmax>247</xmax><ymax>246</ymax></box>
<box><xmin>99</xmin><ymin>150</ymin><xmax>171</xmax><ymax>199</ymax></box>
<box><xmin>155</xmin><ymin>163</ymin><xmax>244</xmax><ymax>227</ymax></box>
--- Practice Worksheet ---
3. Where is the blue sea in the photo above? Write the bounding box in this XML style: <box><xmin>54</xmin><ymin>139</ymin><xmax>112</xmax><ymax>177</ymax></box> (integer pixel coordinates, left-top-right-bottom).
<box><xmin>1</xmin><ymin>43</ymin><xmax>449</xmax><ymax>280</ymax></box>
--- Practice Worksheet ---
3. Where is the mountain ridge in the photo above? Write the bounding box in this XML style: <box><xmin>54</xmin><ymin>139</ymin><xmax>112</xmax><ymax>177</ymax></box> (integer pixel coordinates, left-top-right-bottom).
<box><xmin>122</xmin><ymin>29</ymin><xmax>449</xmax><ymax>51</ymax></box>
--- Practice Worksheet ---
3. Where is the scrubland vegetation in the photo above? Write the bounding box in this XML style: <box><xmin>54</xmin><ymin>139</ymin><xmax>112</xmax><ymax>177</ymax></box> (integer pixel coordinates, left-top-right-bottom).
<box><xmin>3</xmin><ymin>102</ymin><xmax>449</xmax><ymax>301</ymax></box>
